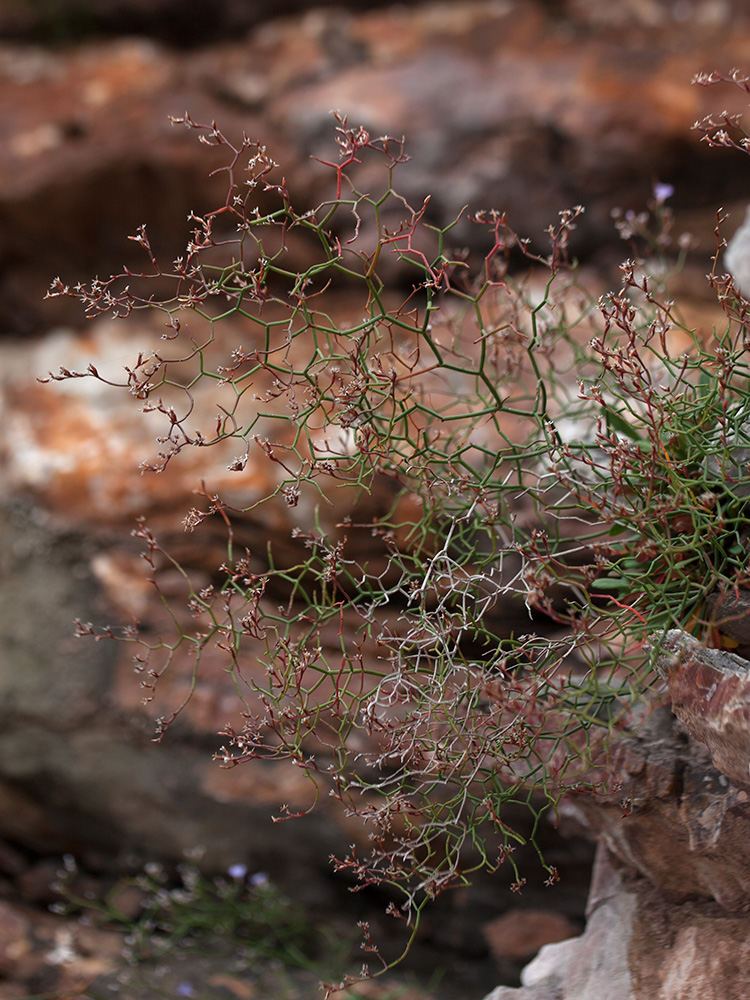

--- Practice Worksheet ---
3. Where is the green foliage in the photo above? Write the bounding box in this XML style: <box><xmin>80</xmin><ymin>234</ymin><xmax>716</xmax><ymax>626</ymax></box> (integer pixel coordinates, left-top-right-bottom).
<box><xmin>53</xmin><ymin>855</ymin><xmax>316</xmax><ymax>968</ymax></box>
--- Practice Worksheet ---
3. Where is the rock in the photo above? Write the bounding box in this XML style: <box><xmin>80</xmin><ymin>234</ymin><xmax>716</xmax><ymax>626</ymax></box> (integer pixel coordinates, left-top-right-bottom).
<box><xmin>723</xmin><ymin>205</ymin><xmax>750</xmax><ymax>296</ymax></box>
<box><xmin>486</xmin><ymin>840</ymin><xmax>750</xmax><ymax>1000</ymax></box>
<box><xmin>654</xmin><ymin>917</ymin><xmax>750</xmax><ymax>1000</ymax></box>
<box><xmin>14</xmin><ymin>856</ymin><xmax>98</xmax><ymax>912</ymax></box>
<box><xmin>653</xmin><ymin>629</ymin><xmax>750</xmax><ymax>790</ymax></box>
<box><xmin>0</xmin><ymin>0</ymin><xmax>401</xmax><ymax>48</ymax></box>
<box><xmin>0</xmin><ymin>898</ymin><xmax>123</xmax><ymax>1000</ymax></box>
<box><xmin>704</xmin><ymin>586</ymin><xmax>750</xmax><ymax>654</ymax></box>
<box><xmin>483</xmin><ymin>908</ymin><xmax>577</xmax><ymax>963</ymax></box>
<box><xmin>0</xmin><ymin>841</ymin><xmax>28</xmax><ymax>879</ymax></box>
<box><xmin>505</xmin><ymin>853</ymin><xmax>633</xmax><ymax>1000</ymax></box>
<box><xmin>567</xmin><ymin>703</ymin><xmax>750</xmax><ymax>911</ymax></box>
<box><xmin>481</xmin><ymin>647</ymin><xmax>750</xmax><ymax>998</ymax></box>
<box><xmin>0</xmin><ymin>900</ymin><xmax>32</xmax><ymax>977</ymax></box>
<box><xmin>2</xmin><ymin>2</ymin><xmax>750</xmax><ymax>332</ymax></box>
<box><xmin>0</xmin><ymin>499</ymin><xmax>357</xmax><ymax>873</ymax></box>
<box><xmin>16</xmin><ymin>859</ymin><xmax>69</xmax><ymax>907</ymax></box>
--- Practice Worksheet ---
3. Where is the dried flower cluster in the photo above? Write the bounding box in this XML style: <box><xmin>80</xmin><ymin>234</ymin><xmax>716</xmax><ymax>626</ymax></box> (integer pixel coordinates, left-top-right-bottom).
<box><xmin>45</xmin><ymin>77</ymin><xmax>750</xmax><ymax>982</ymax></box>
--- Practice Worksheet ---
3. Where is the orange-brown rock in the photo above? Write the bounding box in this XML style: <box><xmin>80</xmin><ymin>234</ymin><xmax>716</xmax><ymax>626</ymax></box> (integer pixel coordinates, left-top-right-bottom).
<box><xmin>2</xmin><ymin>1</ymin><xmax>750</xmax><ymax>332</ymax></box>
<box><xmin>483</xmin><ymin>908</ymin><xmax>577</xmax><ymax>963</ymax></box>
<box><xmin>654</xmin><ymin>629</ymin><xmax>750</xmax><ymax>792</ymax></box>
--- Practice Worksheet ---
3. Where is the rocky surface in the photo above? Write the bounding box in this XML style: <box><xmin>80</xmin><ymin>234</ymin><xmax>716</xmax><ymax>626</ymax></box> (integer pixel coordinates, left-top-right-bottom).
<box><xmin>484</xmin><ymin>639</ymin><xmax>750</xmax><ymax>1000</ymax></box>
<box><xmin>2</xmin><ymin>0</ymin><xmax>750</xmax><ymax>333</ymax></box>
<box><xmin>482</xmin><ymin>908</ymin><xmax>578</xmax><ymax>964</ymax></box>
<box><xmin>654</xmin><ymin>629</ymin><xmax>750</xmax><ymax>791</ymax></box>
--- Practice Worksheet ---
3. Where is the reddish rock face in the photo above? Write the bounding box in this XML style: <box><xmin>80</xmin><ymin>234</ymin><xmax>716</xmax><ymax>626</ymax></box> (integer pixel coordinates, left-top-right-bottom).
<box><xmin>654</xmin><ymin>630</ymin><xmax>750</xmax><ymax>793</ymax></box>
<box><xmin>562</xmin><ymin>698</ymin><xmax>750</xmax><ymax>913</ymax></box>
<box><xmin>2</xmin><ymin>1</ymin><xmax>750</xmax><ymax>333</ymax></box>
<box><xmin>483</xmin><ymin>907</ymin><xmax>578</xmax><ymax>962</ymax></box>
<box><xmin>482</xmin><ymin>657</ymin><xmax>750</xmax><ymax>998</ymax></box>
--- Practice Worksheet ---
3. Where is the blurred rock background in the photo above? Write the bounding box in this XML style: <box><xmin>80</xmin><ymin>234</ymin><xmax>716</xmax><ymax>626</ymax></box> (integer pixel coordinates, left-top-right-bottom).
<box><xmin>2</xmin><ymin>1</ymin><xmax>750</xmax><ymax>997</ymax></box>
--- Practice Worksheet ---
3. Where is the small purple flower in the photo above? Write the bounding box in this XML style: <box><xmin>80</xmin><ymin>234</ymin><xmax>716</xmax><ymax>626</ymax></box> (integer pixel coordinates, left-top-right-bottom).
<box><xmin>227</xmin><ymin>863</ymin><xmax>248</xmax><ymax>880</ymax></box>
<box><xmin>653</xmin><ymin>182</ymin><xmax>674</xmax><ymax>204</ymax></box>
<box><xmin>177</xmin><ymin>983</ymin><xmax>195</xmax><ymax>997</ymax></box>
<box><xmin>250</xmin><ymin>871</ymin><xmax>270</xmax><ymax>887</ymax></box>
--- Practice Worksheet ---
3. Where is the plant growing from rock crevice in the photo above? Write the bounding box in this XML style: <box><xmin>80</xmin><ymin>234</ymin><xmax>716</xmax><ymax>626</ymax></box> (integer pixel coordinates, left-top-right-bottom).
<box><xmin>43</xmin><ymin>84</ymin><xmax>750</xmax><ymax>986</ymax></box>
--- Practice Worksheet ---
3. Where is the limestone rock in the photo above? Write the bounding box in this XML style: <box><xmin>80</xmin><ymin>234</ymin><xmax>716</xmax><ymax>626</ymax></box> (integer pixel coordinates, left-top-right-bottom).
<box><xmin>724</xmin><ymin>205</ymin><xmax>750</xmax><ymax>297</ymax></box>
<box><xmin>484</xmin><ymin>842</ymin><xmax>750</xmax><ymax>1000</ymax></box>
